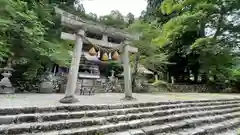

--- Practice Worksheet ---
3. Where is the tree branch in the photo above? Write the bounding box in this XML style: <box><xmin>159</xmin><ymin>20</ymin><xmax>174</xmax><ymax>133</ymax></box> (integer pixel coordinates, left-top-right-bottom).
<box><xmin>213</xmin><ymin>7</ymin><xmax>224</xmax><ymax>39</ymax></box>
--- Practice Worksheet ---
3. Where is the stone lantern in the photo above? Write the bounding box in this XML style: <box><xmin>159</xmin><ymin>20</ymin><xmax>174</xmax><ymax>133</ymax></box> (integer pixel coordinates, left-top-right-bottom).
<box><xmin>39</xmin><ymin>71</ymin><xmax>55</xmax><ymax>93</ymax></box>
<box><xmin>0</xmin><ymin>67</ymin><xmax>15</xmax><ymax>94</ymax></box>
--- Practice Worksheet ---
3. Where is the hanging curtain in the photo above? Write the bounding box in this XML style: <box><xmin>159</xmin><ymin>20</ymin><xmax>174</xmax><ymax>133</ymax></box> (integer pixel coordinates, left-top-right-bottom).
<box><xmin>108</xmin><ymin>52</ymin><xmax>112</xmax><ymax>60</ymax></box>
<box><xmin>97</xmin><ymin>50</ymin><xmax>100</xmax><ymax>58</ymax></box>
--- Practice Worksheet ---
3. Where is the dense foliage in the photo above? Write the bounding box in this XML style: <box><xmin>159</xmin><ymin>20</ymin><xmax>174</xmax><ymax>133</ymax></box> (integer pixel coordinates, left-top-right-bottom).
<box><xmin>0</xmin><ymin>0</ymin><xmax>239</xmax><ymax>92</ymax></box>
<box><xmin>128</xmin><ymin>21</ymin><xmax>170</xmax><ymax>76</ymax></box>
<box><xmin>0</xmin><ymin>0</ymin><xmax>71</xmax><ymax>90</ymax></box>
<box><xmin>0</xmin><ymin>0</ymin><xmax>136</xmax><ymax>91</ymax></box>
<box><xmin>158</xmin><ymin>0</ymin><xmax>239</xmax><ymax>90</ymax></box>
<box><xmin>129</xmin><ymin>0</ymin><xmax>240</xmax><ymax>91</ymax></box>
<box><xmin>144</xmin><ymin>0</ymin><xmax>172</xmax><ymax>24</ymax></box>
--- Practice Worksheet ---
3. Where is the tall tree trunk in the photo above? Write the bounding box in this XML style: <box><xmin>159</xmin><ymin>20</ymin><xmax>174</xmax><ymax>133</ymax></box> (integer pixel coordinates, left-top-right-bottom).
<box><xmin>193</xmin><ymin>73</ymin><xmax>198</xmax><ymax>83</ymax></box>
<box><xmin>213</xmin><ymin>7</ymin><xmax>224</xmax><ymax>39</ymax></box>
<box><xmin>201</xmin><ymin>74</ymin><xmax>208</xmax><ymax>84</ymax></box>
<box><xmin>186</xmin><ymin>68</ymin><xmax>190</xmax><ymax>82</ymax></box>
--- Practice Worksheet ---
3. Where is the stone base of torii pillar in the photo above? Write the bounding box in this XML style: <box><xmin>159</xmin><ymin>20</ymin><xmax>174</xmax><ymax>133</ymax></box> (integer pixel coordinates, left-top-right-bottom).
<box><xmin>60</xmin><ymin>95</ymin><xmax>79</xmax><ymax>103</ymax></box>
<box><xmin>121</xmin><ymin>96</ymin><xmax>136</xmax><ymax>101</ymax></box>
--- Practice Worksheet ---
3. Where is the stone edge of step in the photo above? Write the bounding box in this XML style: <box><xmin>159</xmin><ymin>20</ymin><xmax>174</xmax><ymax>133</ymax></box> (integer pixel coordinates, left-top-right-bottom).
<box><xmin>107</xmin><ymin>113</ymin><xmax>240</xmax><ymax>135</ymax></box>
<box><xmin>0</xmin><ymin>98</ymin><xmax>239</xmax><ymax>115</ymax></box>
<box><xmin>48</xmin><ymin>110</ymin><xmax>240</xmax><ymax>135</ymax></box>
<box><xmin>176</xmin><ymin>117</ymin><xmax>240</xmax><ymax>135</ymax></box>
<box><xmin>2</xmin><ymin>105</ymin><xmax>240</xmax><ymax>135</ymax></box>
<box><xmin>213</xmin><ymin>125</ymin><xmax>240</xmax><ymax>135</ymax></box>
<box><xmin>1</xmin><ymin>101</ymin><xmax>240</xmax><ymax>125</ymax></box>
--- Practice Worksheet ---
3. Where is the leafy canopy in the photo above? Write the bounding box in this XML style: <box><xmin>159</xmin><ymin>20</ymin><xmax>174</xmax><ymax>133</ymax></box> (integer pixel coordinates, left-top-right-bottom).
<box><xmin>155</xmin><ymin>0</ymin><xmax>240</xmax><ymax>84</ymax></box>
<box><xmin>0</xmin><ymin>0</ymin><xmax>71</xmax><ymax>79</ymax></box>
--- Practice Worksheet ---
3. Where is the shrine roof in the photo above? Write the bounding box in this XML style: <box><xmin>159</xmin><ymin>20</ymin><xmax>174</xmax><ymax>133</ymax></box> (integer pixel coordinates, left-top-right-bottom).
<box><xmin>118</xmin><ymin>64</ymin><xmax>153</xmax><ymax>76</ymax></box>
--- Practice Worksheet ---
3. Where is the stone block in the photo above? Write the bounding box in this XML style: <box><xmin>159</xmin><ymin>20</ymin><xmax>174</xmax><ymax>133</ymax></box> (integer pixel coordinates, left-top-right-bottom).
<box><xmin>116</xmin><ymin>109</ymin><xmax>126</xmax><ymax>115</ymax></box>
<box><xmin>132</xmin><ymin>103</ymin><xmax>140</xmax><ymax>108</ymax></box>
<box><xmin>62</xmin><ymin>128</ymin><xmax>88</xmax><ymax>135</ymax></box>
<box><xmin>128</xmin><ymin>114</ymin><xmax>141</xmax><ymax>121</ymax></box>
<box><xmin>138</xmin><ymin>108</ymin><xmax>150</xmax><ymax>113</ymax></box>
<box><xmin>145</xmin><ymin>102</ymin><xmax>157</xmax><ymax>106</ymax></box>
<box><xmin>96</xmin><ymin>110</ymin><xmax>109</xmax><ymax>117</ymax></box>
<box><xmin>142</xmin><ymin>124</ymin><xmax>171</xmax><ymax>134</ymax></box>
<box><xmin>123</xmin><ymin>104</ymin><xmax>134</xmax><ymax>108</ymax></box>
<box><xmin>128</xmin><ymin>120</ymin><xmax>142</xmax><ymax>128</ymax></box>
<box><xmin>113</xmin><ymin>122</ymin><xmax>130</xmax><ymax>131</ymax></box>
<box><xmin>167</xmin><ymin>121</ymin><xmax>188</xmax><ymax>130</ymax></box>
<box><xmin>138</xmin><ymin>103</ymin><xmax>146</xmax><ymax>107</ymax></box>
<box><xmin>85</xmin><ymin>111</ymin><xmax>99</xmax><ymax>117</ymax></box>
<box><xmin>191</xmin><ymin>128</ymin><xmax>207</xmax><ymax>135</ymax></box>
<box><xmin>110</xmin><ymin>131</ymin><xmax>132</xmax><ymax>135</ymax></box>
<box><xmin>0</xmin><ymin>116</ymin><xmax>15</xmax><ymax>124</ymax></box>
<box><xmin>108</xmin><ymin>110</ymin><xmax>120</xmax><ymax>116</ymax></box>
<box><xmin>153</xmin><ymin>111</ymin><xmax>166</xmax><ymax>117</ymax></box>
<box><xmin>87</xmin><ymin>126</ymin><xmax>101</xmax><ymax>135</ymax></box>
<box><xmin>96</xmin><ymin>104</ymin><xmax>109</xmax><ymax>110</ymax></box>
<box><xmin>109</xmin><ymin>104</ymin><xmax>123</xmax><ymax>109</ymax></box>
<box><xmin>128</xmin><ymin>129</ymin><xmax>146</xmax><ymax>135</ymax></box>
<box><xmin>141</xmin><ymin>125</ymin><xmax>160</xmax><ymax>134</ymax></box>
<box><xmin>18</xmin><ymin>115</ymin><xmax>38</xmax><ymax>123</ymax></box>
<box><xmin>148</xmin><ymin>106</ymin><xmax>157</xmax><ymax>112</ymax></box>
<box><xmin>205</xmin><ymin>124</ymin><xmax>226</xmax><ymax>133</ymax></box>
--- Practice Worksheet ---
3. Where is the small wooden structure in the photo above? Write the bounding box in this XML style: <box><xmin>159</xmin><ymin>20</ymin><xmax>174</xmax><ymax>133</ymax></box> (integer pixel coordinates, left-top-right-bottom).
<box><xmin>78</xmin><ymin>64</ymin><xmax>100</xmax><ymax>95</ymax></box>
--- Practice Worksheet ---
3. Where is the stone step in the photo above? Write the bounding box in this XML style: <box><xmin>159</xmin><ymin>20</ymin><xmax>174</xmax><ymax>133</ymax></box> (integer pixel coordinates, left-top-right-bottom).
<box><xmin>1</xmin><ymin>98</ymin><xmax>239</xmax><ymax>115</ymax></box>
<box><xmin>108</xmin><ymin>112</ymin><xmax>240</xmax><ymax>135</ymax></box>
<box><xmin>14</xmin><ymin>106</ymin><xmax>240</xmax><ymax>135</ymax></box>
<box><xmin>1</xmin><ymin>101</ymin><xmax>240</xmax><ymax>125</ymax></box>
<box><xmin>214</xmin><ymin>127</ymin><xmax>240</xmax><ymax>135</ymax></box>
<box><xmin>171</xmin><ymin>117</ymin><xmax>240</xmax><ymax>135</ymax></box>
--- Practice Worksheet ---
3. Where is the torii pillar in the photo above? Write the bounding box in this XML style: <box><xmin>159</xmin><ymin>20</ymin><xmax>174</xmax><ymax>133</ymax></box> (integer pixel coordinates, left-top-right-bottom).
<box><xmin>59</xmin><ymin>30</ymin><xmax>84</xmax><ymax>103</ymax></box>
<box><xmin>121</xmin><ymin>44</ymin><xmax>138</xmax><ymax>100</ymax></box>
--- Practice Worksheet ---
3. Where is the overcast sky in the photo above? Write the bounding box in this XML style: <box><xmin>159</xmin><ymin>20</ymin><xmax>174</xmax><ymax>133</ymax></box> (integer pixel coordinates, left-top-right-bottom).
<box><xmin>81</xmin><ymin>0</ymin><xmax>147</xmax><ymax>17</ymax></box>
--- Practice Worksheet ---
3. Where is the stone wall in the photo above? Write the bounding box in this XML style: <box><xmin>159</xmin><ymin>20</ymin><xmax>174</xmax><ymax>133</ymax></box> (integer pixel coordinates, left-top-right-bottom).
<box><xmin>167</xmin><ymin>84</ymin><xmax>211</xmax><ymax>93</ymax></box>
<box><xmin>165</xmin><ymin>84</ymin><xmax>238</xmax><ymax>93</ymax></box>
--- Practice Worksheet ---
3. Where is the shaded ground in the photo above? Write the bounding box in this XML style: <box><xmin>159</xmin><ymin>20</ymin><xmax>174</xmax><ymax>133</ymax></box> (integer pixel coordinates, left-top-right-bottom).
<box><xmin>0</xmin><ymin>92</ymin><xmax>240</xmax><ymax>108</ymax></box>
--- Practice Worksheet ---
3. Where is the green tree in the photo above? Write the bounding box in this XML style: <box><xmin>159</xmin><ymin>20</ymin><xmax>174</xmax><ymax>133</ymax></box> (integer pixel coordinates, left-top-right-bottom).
<box><xmin>99</xmin><ymin>10</ymin><xmax>126</xmax><ymax>29</ymax></box>
<box><xmin>110</xmin><ymin>10</ymin><xmax>124</xmax><ymax>21</ymax></box>
<box><xmin>126</xmin><ymin>13</ymin><xmax>135</xmax><ymax>26</ymax></box>
<box><xmin>88</xmin><ymin>12</ymin><xmax>98</xmax><ymax>21</ymax></box>
<box><xmin>144</xmin><ymin>0</ymin><xmax>174</xmax><ymax>25</ymax></box>
<box><xmin>0</xmin><ymin>0</ymin><xmax>70</xmax><ymax>90</ymax></box>
<box><xmin>128</xmin><ymin>21</ymin><xmax>170</xmax><ymax>77</ymax></box>
<box><xmin>155</xmin><ymin>0</ymin><xmax>240</xmax><ymax>85</ymax></box>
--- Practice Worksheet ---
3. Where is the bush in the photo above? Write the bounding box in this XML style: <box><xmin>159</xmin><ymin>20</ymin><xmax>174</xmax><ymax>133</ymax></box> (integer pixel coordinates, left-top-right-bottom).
<box><xmin>230</xmin><ymin>68</ymin><xmax>240</xmax><ymax>91</ymax></box>
<box><xmin>152</xmin><ymin>80</ymin><xmax>170</xmax><ymax>91</ymax></box>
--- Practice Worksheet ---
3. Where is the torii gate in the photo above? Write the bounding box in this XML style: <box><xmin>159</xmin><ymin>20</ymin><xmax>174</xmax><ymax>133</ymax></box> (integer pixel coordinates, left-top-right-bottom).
<box><xmin>55</xmin><ymin>8</ymin><xmax>138</xmax><ymax>103</ymax></box>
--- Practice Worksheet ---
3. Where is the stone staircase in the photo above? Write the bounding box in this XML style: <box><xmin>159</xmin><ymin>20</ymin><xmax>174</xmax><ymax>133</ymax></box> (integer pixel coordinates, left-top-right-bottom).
<box><xmin>0</xmin><ymin>99</ymin><xmax>240</xmax><ymax>135</ymax></box>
